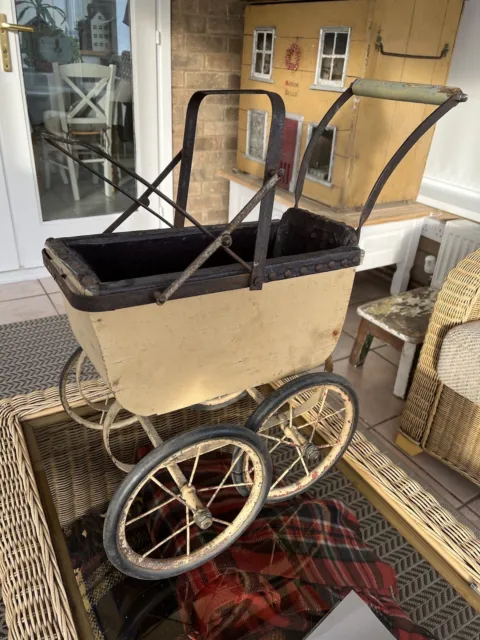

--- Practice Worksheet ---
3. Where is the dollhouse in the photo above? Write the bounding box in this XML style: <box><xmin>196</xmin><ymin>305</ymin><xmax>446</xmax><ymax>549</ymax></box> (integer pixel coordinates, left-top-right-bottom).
<box><xmin>237</xmin><ymin>0</ymin><xmax>464</xmax><ymax>210</ymax></box>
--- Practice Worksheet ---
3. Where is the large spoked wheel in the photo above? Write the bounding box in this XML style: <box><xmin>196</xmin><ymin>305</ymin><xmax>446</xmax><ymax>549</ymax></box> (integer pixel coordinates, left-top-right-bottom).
<box><xmin>104</xmin><ymin>425</ymin><xmax>272</xmax><ymax>580</ymax></box>
<box><xmin>235</xmin><ymin>373</ymin><xmax>358</xmax><ymax>503</ymax></box>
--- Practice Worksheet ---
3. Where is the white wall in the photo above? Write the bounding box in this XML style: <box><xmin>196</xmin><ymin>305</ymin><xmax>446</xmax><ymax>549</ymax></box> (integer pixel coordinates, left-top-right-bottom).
<box><xmin>418</xmin><ymin>0</ymin><xmax>480</xmax><ymax>221</ymax></box>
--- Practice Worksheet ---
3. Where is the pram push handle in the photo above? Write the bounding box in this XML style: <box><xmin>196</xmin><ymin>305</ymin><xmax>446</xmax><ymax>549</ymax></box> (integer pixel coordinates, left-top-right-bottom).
<box><xmin>351</xmin><ymin>79</ymin><xmax>467</xmax><ymax>106</ymax></box>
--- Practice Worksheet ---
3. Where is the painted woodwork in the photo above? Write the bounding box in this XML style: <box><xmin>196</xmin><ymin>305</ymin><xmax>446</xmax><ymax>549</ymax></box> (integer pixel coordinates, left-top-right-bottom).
<box><xmin>64</xmin><ymin>268</ymin><xmax>355</xmax><ymax>416</ymax></box>
<box><xmin>237</xmin><ymin>0</ymin><xmax>464</xmax><ymax>210</ymax></box>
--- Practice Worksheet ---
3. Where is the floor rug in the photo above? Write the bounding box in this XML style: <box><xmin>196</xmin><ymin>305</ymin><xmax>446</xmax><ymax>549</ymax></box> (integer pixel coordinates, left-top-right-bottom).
<box><xmin>0</xmin><ymin>316</ymin><xmax>478</xmax><ymax>639</ymax></box>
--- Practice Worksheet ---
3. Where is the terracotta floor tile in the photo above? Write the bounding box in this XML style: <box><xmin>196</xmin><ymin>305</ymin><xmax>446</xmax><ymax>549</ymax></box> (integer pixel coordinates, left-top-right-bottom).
<box><xmin>0</xmin><ymin>280</ymin><xmax>44</xmax><ymax>302</ymax></box>
<box><xmin>342</xmin><ymin>305</ymin><xmax>384</xmax><ymax>350</ymax></box>
<box><xmin>332</xmin><ymin>332</ymin><xmax>355</xmax><ymax>362</ymax></box>
<box><xmin>373</xmin><ymin>344</ymin><xmax>401</xmax><ymax>365</ymax></box>
<box><xmin>367</xmin><ymin>422</ymin><xmax>462</xmax><ymax>509</ymax></box>
<box><xmin>39</xmin><ymin>276</ymin><xmax>60</xmax><ymax>294</ymax></box>
<box><xmin>461</xmin><ymin>506</ymin><xmax>480</xmax><ymax>533</ymax></box>
<box><xmin>468</xmin><ymin>496</ymin><xmax>480</xmax><ymax>516</ymax></box>
<box><xmin>414</xmin><ymin>451</ymin><xmax>480</xmax><ymax>505</ymax></box>
<box><xmin>49</xmin><ymin>292</ymin><xmax>66</xmax><ymax>314</ymax></box>
<box><xmin>333</xmin><ymin>352</ymin><xmax>404</xmax><ymax>426</ymax></box>
<box><xmin>0</xmin><ymin>295</ymin><xmax>57</xmax><ymax>325</ymax></box>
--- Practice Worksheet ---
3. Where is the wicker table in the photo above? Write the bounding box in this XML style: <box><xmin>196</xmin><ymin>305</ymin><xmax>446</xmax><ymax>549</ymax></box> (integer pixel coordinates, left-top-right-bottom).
<box><xmin>0</xmin><ymin>383</ymin><xmax>479</xmax><ymax>638</ymax></box>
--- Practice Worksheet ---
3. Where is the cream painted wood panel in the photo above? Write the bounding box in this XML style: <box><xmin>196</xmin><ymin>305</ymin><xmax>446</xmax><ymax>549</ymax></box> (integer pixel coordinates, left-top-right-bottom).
<box><xmin>64</xmin><ymin>269</ymin><xmax>355</xmax><ymax>416</ymax></box>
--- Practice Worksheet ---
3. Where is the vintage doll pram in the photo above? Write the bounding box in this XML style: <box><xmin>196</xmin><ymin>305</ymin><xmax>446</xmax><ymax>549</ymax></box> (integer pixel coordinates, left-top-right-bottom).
<box><xmin>42</xmin><ymin>81</ymin><xmax>466</xmax><ymax>580</ymax></box>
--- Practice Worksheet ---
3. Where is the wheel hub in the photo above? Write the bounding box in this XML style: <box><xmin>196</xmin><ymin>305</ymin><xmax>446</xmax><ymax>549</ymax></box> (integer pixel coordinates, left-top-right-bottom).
<box><xmin>302</xmin><ymin>442</ymin><xmax>321</xmax><ymax>462</ymax></box>
<box><xmin>194</xmin><ymin>508</ymin><xmax>213</xmax><ymax>529</ymax></box>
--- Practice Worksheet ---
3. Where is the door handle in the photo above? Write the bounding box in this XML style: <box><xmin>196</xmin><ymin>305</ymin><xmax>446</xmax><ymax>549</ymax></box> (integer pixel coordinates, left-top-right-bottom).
<box><xmin>0</xmin><ymin>13</ymin><xmax>34</xmax><ymax>73</ymax></box>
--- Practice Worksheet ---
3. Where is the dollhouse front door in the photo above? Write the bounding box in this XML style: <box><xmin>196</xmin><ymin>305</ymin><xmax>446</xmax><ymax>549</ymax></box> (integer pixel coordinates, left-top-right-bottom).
<box><xmin>278</xmin><ymin>116</ymin><xmax>301</xmax><ymax>191</ymax></box>
<box><xmin>0</xmin><ymin>0</ymin><xmax>173</xmax><ymax>282</ymax></box>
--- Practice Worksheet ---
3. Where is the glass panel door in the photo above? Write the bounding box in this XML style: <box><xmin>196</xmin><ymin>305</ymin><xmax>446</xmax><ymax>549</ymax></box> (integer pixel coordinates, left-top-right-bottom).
<box><xmin>16</xmin><ymin>0</ymin><xmax>135</xmax><ymax>221</ymax></box>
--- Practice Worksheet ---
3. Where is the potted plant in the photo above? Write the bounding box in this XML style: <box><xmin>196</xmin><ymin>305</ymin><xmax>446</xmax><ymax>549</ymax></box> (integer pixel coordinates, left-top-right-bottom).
<box><xmin>16</xmin><ymin>0</ymin><xmax>78</xmax><ymax>70</ymax></box>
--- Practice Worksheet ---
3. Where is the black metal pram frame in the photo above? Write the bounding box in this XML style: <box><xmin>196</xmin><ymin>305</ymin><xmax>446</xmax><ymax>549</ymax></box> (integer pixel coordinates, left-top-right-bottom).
<box><xmin>42</xmin><ymin>80</ymin><xmax>466</xmax><ymax>581</ymax></box>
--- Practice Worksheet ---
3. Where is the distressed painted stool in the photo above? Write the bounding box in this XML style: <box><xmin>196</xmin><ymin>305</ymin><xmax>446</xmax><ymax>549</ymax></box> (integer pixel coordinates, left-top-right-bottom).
<box><xmin>349</xmin><ymin>287</ymin><xmax>438</xmax><ymax>399</ymax></box>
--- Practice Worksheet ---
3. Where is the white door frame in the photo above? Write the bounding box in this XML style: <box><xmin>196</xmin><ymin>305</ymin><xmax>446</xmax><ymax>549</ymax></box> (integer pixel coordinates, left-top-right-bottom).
<box><xmin>0</xmin><ymin>0</ymin><xmax>173</xmax><ymax>284</ymax></box>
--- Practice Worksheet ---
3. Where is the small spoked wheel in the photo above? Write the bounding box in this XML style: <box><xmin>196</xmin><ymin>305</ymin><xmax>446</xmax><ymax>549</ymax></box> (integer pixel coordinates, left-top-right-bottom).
<box><xmin>235</xmin><ymin>372</ymin><xmax>358</xmax><ymax>503</ymax></box>
<box><xmin>104</xmin><ymin>425</ymin><xmax>272</xmax><ymax>580</ymax></box>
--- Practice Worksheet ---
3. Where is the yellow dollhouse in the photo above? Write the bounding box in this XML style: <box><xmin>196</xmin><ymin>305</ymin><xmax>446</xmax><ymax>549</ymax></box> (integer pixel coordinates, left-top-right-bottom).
<box><xmin>237</xmin><ymin>0</ymin><xmax>464</xmax><ymax>210</ymax></box>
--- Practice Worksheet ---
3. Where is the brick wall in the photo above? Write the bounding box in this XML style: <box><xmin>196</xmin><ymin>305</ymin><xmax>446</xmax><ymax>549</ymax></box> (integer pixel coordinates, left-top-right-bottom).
<box><xmin>171</xmin><ymin>0</ymin><xmax>246</xmax><ymax>224</ymax></box>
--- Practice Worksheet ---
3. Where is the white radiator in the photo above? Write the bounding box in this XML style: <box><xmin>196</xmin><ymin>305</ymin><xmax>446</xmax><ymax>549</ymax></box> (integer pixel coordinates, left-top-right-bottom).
<box><xmin>432</xmin><ymin>220</ymin><xmax>480</xmax><ymax>289</ymax></box>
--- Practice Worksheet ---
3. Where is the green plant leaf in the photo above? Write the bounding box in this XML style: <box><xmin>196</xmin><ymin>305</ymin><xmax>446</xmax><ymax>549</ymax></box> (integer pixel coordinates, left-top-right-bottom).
<box><xmin>16</xmin><ymin>6</ymin><xmax>31</xmax><ymax>22</ymax></box>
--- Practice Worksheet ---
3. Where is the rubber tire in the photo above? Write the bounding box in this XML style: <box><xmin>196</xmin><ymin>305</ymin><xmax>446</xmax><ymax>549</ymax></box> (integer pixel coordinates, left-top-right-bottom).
<box><xmin>234</xmin><ymin>372</ymin><xmax>359</xmax><ymax>503</ymax></box>
<box><xmin>104</xmin><ymin>424</ymin><xmax>272</xmax><ymax>580</ymax></box>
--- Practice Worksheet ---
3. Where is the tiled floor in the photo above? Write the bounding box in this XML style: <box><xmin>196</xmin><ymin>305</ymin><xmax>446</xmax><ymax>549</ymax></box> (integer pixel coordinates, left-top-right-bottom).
<box><xmin>1</xmin><ymin>271</ymin><xmax>480</xmax><ymax>532</ymax></box>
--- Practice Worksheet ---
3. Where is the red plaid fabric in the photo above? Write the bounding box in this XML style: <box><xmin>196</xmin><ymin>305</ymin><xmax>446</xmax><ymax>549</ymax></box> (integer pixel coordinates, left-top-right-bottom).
<box><xmin>137</xmin><ymin>449</ymin><xmax>434</xmax><ymax>640</ymax></box>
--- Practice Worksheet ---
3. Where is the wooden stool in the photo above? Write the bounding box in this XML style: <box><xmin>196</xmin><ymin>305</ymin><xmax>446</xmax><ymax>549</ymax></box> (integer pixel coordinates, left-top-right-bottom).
<box><xmin>349</xmin><ymin>287</ymin><xmax>438</xmax><ymax>398</ymax></box>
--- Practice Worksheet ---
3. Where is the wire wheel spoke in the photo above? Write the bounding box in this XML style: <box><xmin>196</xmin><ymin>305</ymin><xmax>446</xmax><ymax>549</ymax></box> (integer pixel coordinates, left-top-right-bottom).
<box><xmin>212</xmin><ymin>518</ymin><xmax>231</xmax><ymax>527</ymax></box>
<box><xmin>142</xmin><ymin>521</ymin><xmax>193</xmax><ymax>559</ymax></box>
<box><xmin>269</xmin><ymin>434</ymin><xmax>288</xmax><ymax>454</ymax></box>
<box><xmin>150</xmin><ymin>476</ymin><xmax>186</xmax><ymax>506</ymax></box>
<box><xmin>126</xmin><ymin>495</ymin><xmax>177</xmax><ymax>527</ymax></box>
<box><xmin>298</xmin><ymin>450</ymin><xmax>309</xmax><ymax>475</ymax></box>
<box><xmin>189</xmin><ymin>450</ymin><xmax>200</xmax><ymax>486</ymax></box>
<box><xmin>206</xmin><ymin>450</ymin><xmax>244</xmax><ymax>508</ymax></box>
<box><xmin>198</xmin><ymin>482</ymin><xmax>253</xmax><ymax>493</ymax></box>
<box><xmin>186</xmin><ymin>507</ymin><xmax>190</xmax><ymax>556</ymax></box>
<box><xmin>271</xmin><ymin>455</ymin><xmax>302</xmax><ymax>490</ymax></box>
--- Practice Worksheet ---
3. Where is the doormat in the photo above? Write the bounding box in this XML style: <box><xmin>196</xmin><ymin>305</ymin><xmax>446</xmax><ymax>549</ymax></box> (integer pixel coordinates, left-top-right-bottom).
<box><xmin>0</xmin><ymin>315</ymin><xmax>77</xmax><ymax>399</ymax></box>
<box><xmin>0</xmin><ymin>316</ymin><xmax>478</xmax><ymax>639</ymax></box>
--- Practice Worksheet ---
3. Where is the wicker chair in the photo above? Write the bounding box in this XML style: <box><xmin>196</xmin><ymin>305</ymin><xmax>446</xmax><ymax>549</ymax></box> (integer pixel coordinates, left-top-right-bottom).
<box><xmin>398</xmin><ymin>249</ymin><xmax>480</xmax><ymax>487</ymax></box>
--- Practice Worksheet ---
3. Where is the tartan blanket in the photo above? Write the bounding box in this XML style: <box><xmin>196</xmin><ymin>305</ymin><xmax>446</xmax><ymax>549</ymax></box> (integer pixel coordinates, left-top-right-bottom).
<box><xmin>139</xmin><ymin>450</ymin><xmax>435</xmax><ymax>640</ymax></box>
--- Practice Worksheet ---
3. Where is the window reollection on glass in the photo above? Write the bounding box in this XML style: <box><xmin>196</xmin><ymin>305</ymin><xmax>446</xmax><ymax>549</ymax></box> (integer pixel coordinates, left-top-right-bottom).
<box><xmin>251</xmin><ymin>28</ymin><xmax>275</xmax><ymax>81</ymax></box>
<box><xmin>314</xmin><ymin>28</ymin><xmax>351</xmax><ymax>88</ymax></box>
<box><xmin>247</xmin><ymin>110</ymin><xmax>268</xmax><ymax>161</ymax></box>
<box><xmin>306</xmin><ymin>125</ymin><xmax>336</xmax><ymax>185</ymax></box>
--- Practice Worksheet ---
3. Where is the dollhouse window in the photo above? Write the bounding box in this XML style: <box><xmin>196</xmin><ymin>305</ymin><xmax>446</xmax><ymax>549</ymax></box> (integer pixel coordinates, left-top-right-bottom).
<box><xmin>246</xmin><ymin>109</ymin><xmax>268</xmax><ymax>161</ymax></box>
<box><xmin>305</xmin><ymin>124</ymin><xmax>336</xmax><ymax>185</ymax></box>
<box><xmin>251</xmin><ymin>28</ymin><xmax>275</xmax><ymax>81</ymax></box>
<box><xmin>314</xmin><ymin>27</ymin><xmax>351</xmax><ymax>88</ymax></box>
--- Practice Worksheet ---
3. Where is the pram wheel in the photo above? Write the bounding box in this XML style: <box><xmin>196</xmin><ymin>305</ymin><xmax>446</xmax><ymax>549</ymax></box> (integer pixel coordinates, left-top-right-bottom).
<box><xmin>235</xmin><ymin>373</ymin><xmax>358</xmax><ymax>503</ymax></box>
<box><xmin>103</xmin><ymin>424</ymin><xmax>272</xmax><ymax>580</ymax></box>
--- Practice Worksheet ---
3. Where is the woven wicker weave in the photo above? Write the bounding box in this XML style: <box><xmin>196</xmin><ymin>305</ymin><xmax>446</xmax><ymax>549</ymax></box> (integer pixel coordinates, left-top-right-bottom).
<box><xmin>400</xmin><ymin>249</ymin><xmax>480</xmax><ymax>484</ymax></box>
<box><xmin>437</xmin><ymin>321</ymin><xmax>480</xmax><ymax>404</ymax></box>
<box><xmin>0</xmin><ymin>382</ymin><xmax>479</xmax><ymax>638</ymax></box>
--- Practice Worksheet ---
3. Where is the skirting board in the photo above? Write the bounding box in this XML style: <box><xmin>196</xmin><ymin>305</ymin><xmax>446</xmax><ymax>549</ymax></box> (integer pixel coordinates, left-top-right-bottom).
<box><xmin>419</xmin><ymin>177</ymin><xmax>480</xmax><ymax>224</ymax></box>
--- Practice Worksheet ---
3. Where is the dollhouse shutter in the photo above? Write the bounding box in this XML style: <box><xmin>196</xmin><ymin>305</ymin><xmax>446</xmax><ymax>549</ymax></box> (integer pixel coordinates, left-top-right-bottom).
<box><xmin>278</xmin><ymin>118</ymin><xmax>298</xmax><ymax>190</ymax></box>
